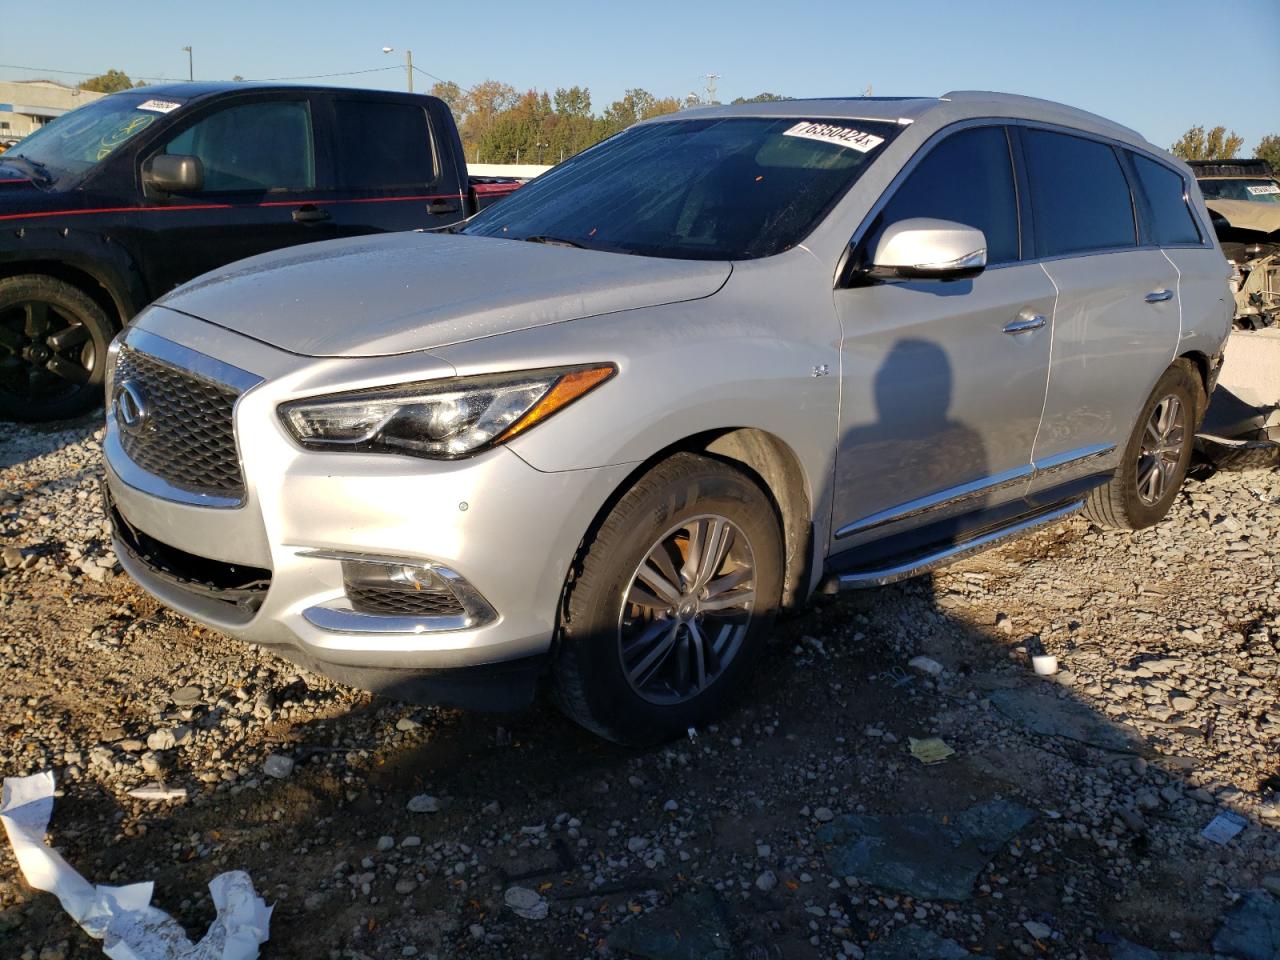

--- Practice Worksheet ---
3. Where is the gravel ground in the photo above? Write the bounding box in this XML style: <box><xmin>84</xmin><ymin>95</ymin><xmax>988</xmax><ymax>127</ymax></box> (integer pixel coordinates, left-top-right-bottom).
<box><xmin>1</xmin><ymin>414</ymin><xmax>1278</xmax><ymax>960</ymax></box>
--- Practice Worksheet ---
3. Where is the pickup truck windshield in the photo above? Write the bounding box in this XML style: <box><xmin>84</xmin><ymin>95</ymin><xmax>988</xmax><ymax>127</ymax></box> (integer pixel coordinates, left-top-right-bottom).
<box><xmin>462</xmin><ymin>117</ymin><xmax>900</xmax><ymax>260</ymax></box>
<box><xmin>1199</xmin><ymin>178</ymin><xmax>1280</xmax><ymax>204</ymax></box>
<box><xmin>6</xmin><ymin>93</ymin><xmax>185</xmax><ymax>183</ymax></box>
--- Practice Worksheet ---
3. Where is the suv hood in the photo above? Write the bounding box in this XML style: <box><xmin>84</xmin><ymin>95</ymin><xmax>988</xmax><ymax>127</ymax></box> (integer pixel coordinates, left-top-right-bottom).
<box><xmin>157</xmin><ymin>232</ymin><xmax>732</xmax><ymax>357</ymax></box>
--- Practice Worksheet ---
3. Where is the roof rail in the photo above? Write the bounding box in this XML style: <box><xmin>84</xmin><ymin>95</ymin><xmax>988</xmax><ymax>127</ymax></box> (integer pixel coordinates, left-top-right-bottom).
<box><xmin>939</xmin><ymin>90</ymin><xmax>1148</xmax><ymax>144</ymax></box>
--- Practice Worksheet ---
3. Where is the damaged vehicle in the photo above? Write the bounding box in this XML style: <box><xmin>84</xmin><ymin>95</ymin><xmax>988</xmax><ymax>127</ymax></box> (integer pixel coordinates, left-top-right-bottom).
<box><xmin>1189</xmin><ymin>159</ymin><xmax>1280</xmax><ymax>329</ymax></box>
<box><xmin>105</xmin><ymin>93</ymin><xmax>1232</xmax><ymax>744</ymax></box>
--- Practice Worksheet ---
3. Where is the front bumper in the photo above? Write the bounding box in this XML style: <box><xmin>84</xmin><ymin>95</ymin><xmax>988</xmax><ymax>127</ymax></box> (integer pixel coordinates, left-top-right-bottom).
<box><xmin>104</xmin><ymin>308</ymin><xmax>634</xmax><ymax>709</ymax></box>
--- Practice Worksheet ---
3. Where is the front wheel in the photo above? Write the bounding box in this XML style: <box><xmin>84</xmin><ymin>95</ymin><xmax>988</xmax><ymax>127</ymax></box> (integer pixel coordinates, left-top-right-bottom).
<box><xmin>1083</xmin><ymin>363</ymin><xmax>1203</xmax><ymax>530</ymax></box>
<box><xmin>552</xmin><ymin>453</ymin><xmax>783</xmax><ymax>745</ymax></box>
<box><xmin>0</xmin><ymin>275</ymin><xmax>114</xmax><ymax>422</ymax></box>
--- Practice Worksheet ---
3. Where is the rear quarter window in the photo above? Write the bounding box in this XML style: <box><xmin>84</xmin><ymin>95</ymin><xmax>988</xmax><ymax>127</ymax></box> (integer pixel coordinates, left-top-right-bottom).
<box><xmin>333</xmin><ymin>100</ymin><xmax>436</xmax><ymax>191</ymax></box>
<box><xmin>1129</xmin><ymin>153</ymin><xmax>1202</xmax><ymax>246</ymax></box>
<box><xmin>1022</xmin><ymin>128</ymin><xmax>1136</xmax><ymax>257</ymax></box>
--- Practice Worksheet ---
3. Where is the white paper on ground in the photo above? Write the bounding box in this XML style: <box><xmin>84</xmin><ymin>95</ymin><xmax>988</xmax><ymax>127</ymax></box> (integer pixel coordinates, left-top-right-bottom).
<box><xmin>0</xmin><ymin>771</ymin><xmax>272</xmax><ymax>959</ymax></box>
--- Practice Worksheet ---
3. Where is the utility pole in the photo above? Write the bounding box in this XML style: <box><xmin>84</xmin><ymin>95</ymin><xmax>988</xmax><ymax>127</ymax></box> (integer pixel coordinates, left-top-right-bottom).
<box><xmin>182</xmin><ymin>46</ymin><xmax>193</xmax><ymax>82</ymax></box>
<box><xmin>704</xmin><ymin>73</ymin><xmax>720</xmax><ymax>105</ymax></box>
<box><xmin>382</xmin><ymin>47</ymin><xmax>413</xmax><ymax>92</ymax></box>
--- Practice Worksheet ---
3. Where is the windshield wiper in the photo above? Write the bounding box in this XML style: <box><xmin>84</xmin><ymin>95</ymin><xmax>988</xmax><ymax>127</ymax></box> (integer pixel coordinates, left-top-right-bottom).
<box><xmin>521</xmin><ymin>234</ymin><xmax>587</xmax><ymax>249</ymax></box>
<box><xmin>4</xmin><ymin>154</ymin><xmax>55</xmax><ymax>186</ymax></box>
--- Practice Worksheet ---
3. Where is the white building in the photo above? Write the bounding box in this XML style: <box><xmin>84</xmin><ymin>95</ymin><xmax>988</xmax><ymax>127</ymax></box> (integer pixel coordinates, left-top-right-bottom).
<box><xmin>0</xmin><ymin>79</ymin><xmax>106</xmax><ymax>140</ymax></box>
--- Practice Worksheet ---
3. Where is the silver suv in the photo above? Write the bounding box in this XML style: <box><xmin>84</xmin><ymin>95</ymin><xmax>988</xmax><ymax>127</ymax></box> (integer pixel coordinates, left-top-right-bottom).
<box><xmin>104</xmin><ymin>92</ymin><xmax>1232</xmax><ymax>744</ymax></box>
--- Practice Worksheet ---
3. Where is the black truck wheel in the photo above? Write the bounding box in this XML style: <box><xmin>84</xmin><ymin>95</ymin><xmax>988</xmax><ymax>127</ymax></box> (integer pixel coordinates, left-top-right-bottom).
<box><xmin>0</xmin><ymin>275</ymin><xmax>114</xmax><ymax>422</ymax></box>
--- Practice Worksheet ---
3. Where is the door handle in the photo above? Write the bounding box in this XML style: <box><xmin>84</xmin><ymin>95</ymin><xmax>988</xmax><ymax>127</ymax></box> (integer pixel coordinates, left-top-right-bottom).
<box><xmin>292</xmin><ymin>205</ymin><xmax>331</xmax><ymax>224</ymax></box>
<box><xmin>1003</xmin><ymin>312</ymin><xmax>1047</xmax><ymax>335</ymax></box>
<box><xmin>1145</xmin><ymin>288</ymin><xmax>1174</xmax><ymax>303</ymax></box>
<box><xmin>426</xmin><ymin>199</ymin><xmax>460</xmax><ymax>215</ymax></box>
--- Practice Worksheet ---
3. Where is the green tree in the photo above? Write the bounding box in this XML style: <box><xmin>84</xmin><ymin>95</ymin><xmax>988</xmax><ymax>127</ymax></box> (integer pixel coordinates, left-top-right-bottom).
<box><xmin>1255</xmin><ymin>134</ymin><xmax>1280</xmax><ymax>172</ymax></box>
<box><xmin>79</xmin><ymin>69</ymin><xmax>134</xmax><ymax>94</ymax></box>
<box><xmin>732</xmin><ymin>92</ymin><xmax>790</xmax><ymax>104</ymax></box>
<box><xmin>1170</xmin><ymin>125</ymin><xmax>1245</xmax><ymax>161</ymax></box>
<box><xmin>553</xmin><ymin>86</ymin><xmax>592</xmax><ymax>118</ymax></box>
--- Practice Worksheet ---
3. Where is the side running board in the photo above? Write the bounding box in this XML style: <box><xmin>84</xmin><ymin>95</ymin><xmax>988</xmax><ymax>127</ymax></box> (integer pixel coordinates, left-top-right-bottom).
<box><xmin>824</xmin><ymin>500</ymin><xmax>1084</xmax><ymax>591</ymax></box>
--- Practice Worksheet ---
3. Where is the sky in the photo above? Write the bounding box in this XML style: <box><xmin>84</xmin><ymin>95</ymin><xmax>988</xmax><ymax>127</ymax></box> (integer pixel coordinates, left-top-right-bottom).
<box><xmin>3</xmin><ymin>0</ymin><xmax>1278</xmax><ymax>151</ymax></box>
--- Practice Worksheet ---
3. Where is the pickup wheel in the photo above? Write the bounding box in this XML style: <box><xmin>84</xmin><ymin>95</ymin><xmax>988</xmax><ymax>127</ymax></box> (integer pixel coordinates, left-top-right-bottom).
<box><xmin>552</xmin><ymin>453</ymin><xmax>783</xmax><ymax>746</ymax></box>
<box><xmin>0</xmin><ymin>275</ymin><xmax>113</xmax><ymax>422</ymax></box>
<box><xmin>1083</xmin><ymin>363</ymin><xmax>1203</xmax><ymax>530</ymax></box>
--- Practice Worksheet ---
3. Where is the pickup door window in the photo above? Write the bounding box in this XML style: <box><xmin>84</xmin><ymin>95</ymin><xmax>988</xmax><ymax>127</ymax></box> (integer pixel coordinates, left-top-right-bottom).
<box><xmin>830</xmin><ymin>125</ymin><xmax>1056</xmax><ymax>556</ymax></box>
<box><xmin>326</xmin><ymin>98</ymin><xmax>460</xmax><ymax>236</ymax></box>
<box><xmin>132</xmin><ymin>97</ymin><xmax>331</xmax><ymax>296</ymax></box>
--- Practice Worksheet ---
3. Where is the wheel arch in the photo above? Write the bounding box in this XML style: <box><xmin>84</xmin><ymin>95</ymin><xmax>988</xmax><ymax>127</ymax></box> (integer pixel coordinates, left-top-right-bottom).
<box><xmin>567</xmin><ymin>427</ymin><xmax>816</xmax><ymax>614</ymax></box>
<box><xmin>1175</xmin><ymin>349</ymin><xmax>1212</xmax><ymax>418</ymax></box>
<box><xmin>0</xmin><ymin>258</ymin><xmax>142</xmax><ymax>331</ymax></box>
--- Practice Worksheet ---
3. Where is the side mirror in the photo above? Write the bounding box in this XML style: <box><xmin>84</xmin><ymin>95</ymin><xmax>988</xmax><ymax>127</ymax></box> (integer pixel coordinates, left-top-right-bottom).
<box><xmin>143</xmin><ymin>154</ymin><xmax>203</xmax><ymax>194</ymax></box>
<box><xmin>869</xmin><ymin>217</ymin><xmax>987</xmax><ymax>281</ymax></box>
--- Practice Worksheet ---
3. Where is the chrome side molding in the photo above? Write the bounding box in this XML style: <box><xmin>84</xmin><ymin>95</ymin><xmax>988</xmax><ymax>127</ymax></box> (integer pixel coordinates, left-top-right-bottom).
<box><xmin>827</xmin><ymin>500</ymin><xmax>1083</xmax><ymax>590</ymax></box>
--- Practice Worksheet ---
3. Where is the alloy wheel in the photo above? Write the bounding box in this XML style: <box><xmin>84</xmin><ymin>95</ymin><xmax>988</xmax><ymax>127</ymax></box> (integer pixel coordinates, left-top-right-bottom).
<box><xmin>0</xmin><ymin>299</ymin><xmax>95</xmax><ymax>402</ymax></box>
<box><xmin>618</xmin><ymin>514</ymin><xmax>757</xmax><ymax>705</ymax></box>
<box><xmin>1136</xmin><ymin>394</ymin><xmax>1185</xmax><ymax>505</ymax></box>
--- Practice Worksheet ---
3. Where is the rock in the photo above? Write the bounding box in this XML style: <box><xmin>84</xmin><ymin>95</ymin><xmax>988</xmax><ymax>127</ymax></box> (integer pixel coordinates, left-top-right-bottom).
<box><xmin>37</xmin><ymin>943</ymin><xmax>69</xmax><ymax>960</ymax></box>
<box><xmin>606</xmin><ymin>890</ymin><xmax>732</xmax><ymax>960</ymax></box>
<box><xmin>504</xmin><ymin>885</ymin><xmax>549</xmax><ymax>921</ymax></box>
<box><xmin>1262</xmin><ymin>875</ymin><xmax>1280</xmax><ymax>899</ymax></box>
<box><xmin>627</xmin><ymin>836</ymin><xmax>649</xmax><ymax>853</ymax></box>
<box><xmin>2</xmin><ymin>546</ymin><xmax>23</xmax><ymax>569</ymax></box>
<box><xmin>908</xmin><ymin>656</ymin><xmax>944</xmax><ymax>676</ymax></box>
<box><xmin>813</xmin><ymin>806</ymin><xmax>835</xmax><ymax>823</ymax></box>
<box><xmin>171</xmin><ymin>685</ymin><xmax>203</xmax><ymax>707</ymax></box>
<box><xmin>407</xmin><ymin>794</ymin><xmax>439</xmax><ymax>814</ymax></box>
<box><xmin>755</xmin><ymin>870</ymin><xmax>777</xmax><ymax>892</ymax></box>
<box><xmin>1211</xmin><ymin>889</ymin><xmax>1280</xmax><ymax>960</ymax></box>
<box><xmin>146</xmin><ymin>729</ymin><xmax>176</xmax><ymax>752</ymax></box>
<box><xmin>1023</xmin><ymin>920</ymin><xmax>1052</xmax><ymax>940</ymax></box>
<box><xmin>395</xmin><ymin>717</ymin><xmax>421</xmax><ymax>732</ymax></box>
<box><xmin>1170</xmin><ymin>696</ymin><xmax>1197</xmax><ymax>713</ymax></box>
<box><xmin>989</xmin><ymin>688</ymin><xmax>1144</xmax><ymax>753</ymax></box>
<box><xmin>400</xmin><ymin>836</ymin><xmax>422</xmax><ymax>847</ymax></box>
<box><xmin>394</xmin><ymin>879</ymin><xmax>417</xmax><ymax>895</ymax></box>
<box><xmin>262</xmin><ymin>754</ymin><xmax>294</xmax><ymax>779</ymax></box>
<box><xmin>864</xmin><ymin>924</ymin><xmax>968</xmax><ymax>960</ymax></box>
<box><xmin>376</xmin><ymin>836</ymin><xmax>395</xmax><ymax>852</ymax></box>
<box><xmin>816</xmin><ymin>799</ymin><xmax>1035</xmax><ymax>901</ymax></box>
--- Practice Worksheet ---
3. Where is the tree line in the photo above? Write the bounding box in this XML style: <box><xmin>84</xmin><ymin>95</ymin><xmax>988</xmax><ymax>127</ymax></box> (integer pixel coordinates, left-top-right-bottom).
<box><xmin>72</xmin><ymin>70</ymin><xmax>1280</xmax><ymax>171</ymax></box>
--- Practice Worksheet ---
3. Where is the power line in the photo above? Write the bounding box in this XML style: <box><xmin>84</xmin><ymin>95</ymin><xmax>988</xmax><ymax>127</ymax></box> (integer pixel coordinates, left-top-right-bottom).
<box><xmin>0</xmin><ymin>61</ymin><xmax>405</xmax><ymax>84</ymax></box>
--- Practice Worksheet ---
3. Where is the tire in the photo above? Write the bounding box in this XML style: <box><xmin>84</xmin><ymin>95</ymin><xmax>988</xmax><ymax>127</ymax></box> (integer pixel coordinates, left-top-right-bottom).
<box><xmin>0</xmin><ymin>275</ymin><xmax>115</xmax><ymax>422</ymax></box>
<box><xmin>552</xmin><ymin>453</ymin><xmax>784</xmax><ymax>746</ymax></box>
<box><xmin>1083</xmin><ymin>362</ymin><xmax>1203</xmax><ymax>530</ymax></box>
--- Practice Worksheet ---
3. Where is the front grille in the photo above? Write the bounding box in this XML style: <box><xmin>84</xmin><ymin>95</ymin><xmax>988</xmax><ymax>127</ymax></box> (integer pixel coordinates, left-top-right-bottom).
<box><xmin>113</xmin><ymin>347</ymin><xmax>243</xmax><ymax>499</ymax></box>
<box><xmin>346</xmin><ymin>584</ymin><xmax>467</xmax><ymax>618</ymax></box>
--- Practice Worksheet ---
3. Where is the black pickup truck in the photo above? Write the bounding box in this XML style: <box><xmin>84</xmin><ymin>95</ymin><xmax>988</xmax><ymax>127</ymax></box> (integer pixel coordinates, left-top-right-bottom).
<box><xmin>0</xmin><ymin>82</ymin><xmax>520</xmax><ymax>421</ymax></box>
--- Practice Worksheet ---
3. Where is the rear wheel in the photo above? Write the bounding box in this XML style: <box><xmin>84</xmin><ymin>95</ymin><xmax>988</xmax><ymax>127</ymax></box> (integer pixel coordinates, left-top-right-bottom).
<box><xmin>552</xmin><ymin>453</ymin><xmax>783</xmax><ymax>745</ymax></box>
<box><xmin>0</xmin><ymin>275</ymin><xmax>114</xmax><ymax>422</ymax></box>
<box><xmin>1083</xmin><ymin>363</ymin><xmax>1202</xmax><ymax>530</ymax></box>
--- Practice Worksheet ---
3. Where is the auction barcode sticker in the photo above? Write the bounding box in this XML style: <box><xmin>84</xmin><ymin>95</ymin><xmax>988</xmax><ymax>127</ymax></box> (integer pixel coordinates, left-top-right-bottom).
<box><xmin>137</xmin><ymin>99</ymin><xmax>183</xmax><ymax>114</ymax></box>
<box><xmin>1247</xmin><ymin>183</ymin><xmax>1280</xmax><ymax>196</ymax></box>
<box><xmin>783</xmin><ymin>121</ymin><xmax>885</xmax><ymax>153</ymax></box>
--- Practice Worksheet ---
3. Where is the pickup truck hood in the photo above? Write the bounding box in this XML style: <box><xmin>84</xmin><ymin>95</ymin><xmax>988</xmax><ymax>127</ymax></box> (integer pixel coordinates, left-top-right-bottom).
<box><xmin>158</xmin><ymin>232</ymin><xmax>731</xmax><ymax>357</ymax></box>
<box><xmin>1206</xmin><ymin>198</ymin><xmax>1280</xmax><ymax>237</ymax></box>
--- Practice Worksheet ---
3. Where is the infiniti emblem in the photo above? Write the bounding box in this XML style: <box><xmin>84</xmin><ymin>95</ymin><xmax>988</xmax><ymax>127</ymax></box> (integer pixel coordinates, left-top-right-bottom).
<box><xmin>115</xmin><ymin>380</ymin><xmax>150</xmax><ymax>436</ymax></box>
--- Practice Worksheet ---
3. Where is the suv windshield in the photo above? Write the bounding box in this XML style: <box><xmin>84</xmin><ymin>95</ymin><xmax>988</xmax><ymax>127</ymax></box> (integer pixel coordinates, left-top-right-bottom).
<box><xmin>462</xmin><ymin>116</ymin><xmax>900</xmax><ymax>260</ymax></box>
<box><xmin>5</xmin><ymin>92</ymin><xmax>185</xmax><ymax>184</ymax></box>
<box><xmin>1198</xmin><ymin>177</ymin><xmax>1280</xmax><ymax>204</ymax></box>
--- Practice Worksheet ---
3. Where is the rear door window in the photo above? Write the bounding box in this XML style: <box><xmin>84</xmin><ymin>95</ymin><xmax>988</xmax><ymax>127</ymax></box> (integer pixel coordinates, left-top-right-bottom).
<box><xmin>876</xmin><ymin>125</ymin><xmax>1020</xmax><ymax>264</ymax></box>
<box><xmin>163</xmin><ymin>99</ymin><xmax>314</xmax><ymax>193</ymax></box>
<box><xmin>1022</xmin><ymin>128</ymin><xmax>1136</xmax><ymax>257</ymax></box>
<box><xmin>332</xmin><ymin>100</ymin><xmax>436</xmax><ymax>191</ymax></box>
<box><xmin>1129</xmin><ymin>153</ymin><xmax>1202</xmax><ymax>245</ymax></box>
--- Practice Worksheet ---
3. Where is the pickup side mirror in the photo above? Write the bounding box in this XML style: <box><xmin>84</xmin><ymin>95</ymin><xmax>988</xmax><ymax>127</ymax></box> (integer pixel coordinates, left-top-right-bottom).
<box><xmin>869</xmin><ymin>217</ymin><xmax>987</xmax><ymax>281</ymax></box>
<box><xmin>143</xmin><ymin>154</ymin><xmax>203</xmax><ymax>194</ymax></box>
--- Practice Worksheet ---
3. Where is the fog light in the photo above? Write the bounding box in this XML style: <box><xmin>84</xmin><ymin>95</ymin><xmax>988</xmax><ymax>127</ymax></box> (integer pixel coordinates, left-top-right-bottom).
<box><xmin>294</xmin><ymin>551</ymin><xmax>499</xmax><ymax>628</ymax></box>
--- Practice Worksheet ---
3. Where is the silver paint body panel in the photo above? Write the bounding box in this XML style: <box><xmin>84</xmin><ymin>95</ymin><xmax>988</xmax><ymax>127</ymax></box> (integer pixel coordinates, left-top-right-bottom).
<box><xmin>103</xmin><ymin>91</ymin><xmax>1232</xmax><ymax>692</ymax></box>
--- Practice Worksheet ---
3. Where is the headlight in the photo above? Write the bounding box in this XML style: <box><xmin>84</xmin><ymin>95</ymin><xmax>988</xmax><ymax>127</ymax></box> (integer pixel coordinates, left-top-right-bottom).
<box><xmin>279</xmin><ymin>364</ymin><xmax>615</xmax><ymax>459</ymax></box>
